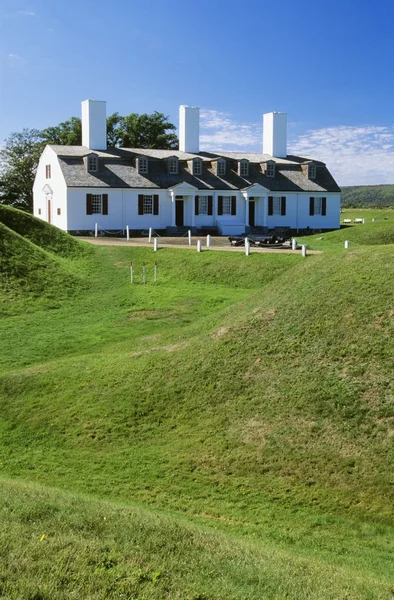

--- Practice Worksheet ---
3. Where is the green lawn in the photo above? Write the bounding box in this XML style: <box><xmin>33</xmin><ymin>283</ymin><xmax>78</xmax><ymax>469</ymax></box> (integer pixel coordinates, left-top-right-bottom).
<box><xmin>1</xmin><ymin>205</ymin><xmax>394</xmax><ymax>598</ymax></box>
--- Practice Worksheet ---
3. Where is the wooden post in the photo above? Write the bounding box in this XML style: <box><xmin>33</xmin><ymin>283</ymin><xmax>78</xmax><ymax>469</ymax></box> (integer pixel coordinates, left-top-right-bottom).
<box><xmin>344</xmin><ymin>240</ymin><xmax>349</xmax><ymax>249</ymax></box>
<box><xmin>188</xmin><ymin>230</ymin><xmax>192</xmax><ymax>246</ymax></box>
<box><xmin>245</xmin><ymin>237</ymin><xmax>250</xmax><ymax>256</ymax></box>
<box><xmin>302</xmin><ymin>245</ymin><xmax>307</xmax><ymax>257</ymax></box>
<box><xmin>126</xmin><ymin>225</ymin><xmax>130</xmax><ymax>241</ymax></box>
<box><xmin>206</xmin><ymin>234</ymin><xmax>211</xmax><ymax>248</ymax></box>
<box><xmin>292</xmin><ymin>238</ymin><xmax>297</xmax><ymax>251</ymax></box>
<box><xmin>95</xmin><ymin>223</ymin><xmax>98</xmax><ymax>238</ymax></box>
<box><xmin>197</xmin><ymin>240</ymin><xmax>202</xmax><ymax>252</ymax></box>
<box><xmin>148</xmin><ymin>227</ymin><xmax>152</xmax><ymax>243</ymax></box>
<box><xmin>154</xmin><ymin>237</ymin><xmax>158</xmax><ymax>252</ymax></box>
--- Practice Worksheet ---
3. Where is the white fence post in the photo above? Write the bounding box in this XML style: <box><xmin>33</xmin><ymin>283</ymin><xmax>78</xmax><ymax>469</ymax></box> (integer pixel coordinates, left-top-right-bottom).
<box><xmin>95</xmin><ymin>223</ymin><xmax>98</xmax><ymax>238</ymax></box>
<box><xmin>148</xmin><ymin>227</ymin><xmax>152</xmax><ymax>243</ymax></box>
<box><xmin>301</xmin><ymin>245</ymin><xmax>307</xmax><ymax>257</ymax></box>
<box><xmin>197</xmin><ymin>240</ymin><xmax>202</xmax><ymax>252</ymax></box>
<box><xmin>126</xmin><ymin>225</ymin><xmax>130</xmax><ymax>241</ymax></box>
<box><xmin>154</xmin><ymin>237</ymin><xmax>158</xmax><ymax>252</ymax></box>
<box><xmin>292</xmin><ymin>238</ymin><xmax>297</xmax><ymax>251</ymax></box>
<box><xmin>344</xmin><ymin>240</ymin><xmax>349</xmax><ymax>249</ymax></box>
<box><xmin>206</xmin><ymin>234</ymin><xmax>211</xmax><ymax>248</ymax></box>
<box><xmin>245</xmin><ymin>237</ymin><xmax>250</xmax><ymax>256</ymax></box>
<box><xmin>188</xmin><ymin>230</ymin><xmax>192</xmax><ymax>246</ymax></box>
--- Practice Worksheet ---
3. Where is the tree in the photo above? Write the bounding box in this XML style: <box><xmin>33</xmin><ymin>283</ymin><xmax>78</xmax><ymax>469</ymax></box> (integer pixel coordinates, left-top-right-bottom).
<box><xmin>0</xmin><ymin>129</ymin><xmax>44</xmax><ymax>212</ymax></box>
<box><xmin>112</xmin><ymin>112</ymin><xmax>178</xmax><ymax>149</ymax></box>
<box><xmin>41</xmin><ymin>117</ymin><xmax>82</xmax><ymax>146</ymax></box>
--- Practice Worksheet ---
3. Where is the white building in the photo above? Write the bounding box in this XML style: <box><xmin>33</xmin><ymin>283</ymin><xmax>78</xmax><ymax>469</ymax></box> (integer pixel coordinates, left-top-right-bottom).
<box><xmin>33</xmin><ymin>100</ymin><xmax>341</xmax><ymax>235</ymax></box>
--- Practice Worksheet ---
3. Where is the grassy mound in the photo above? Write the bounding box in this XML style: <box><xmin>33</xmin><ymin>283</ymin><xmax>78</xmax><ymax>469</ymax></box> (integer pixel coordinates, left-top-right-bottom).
<box><xmin>0</xmin><ymin>204</ymin><xmax>89</xmax><ymax>258</ymax></box>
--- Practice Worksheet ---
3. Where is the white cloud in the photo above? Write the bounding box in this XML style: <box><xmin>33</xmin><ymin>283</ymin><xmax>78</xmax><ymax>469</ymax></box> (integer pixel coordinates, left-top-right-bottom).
<box><xmin>8</xmin><ymin>53</ymin><xmax>22</xmax><ymax>60</ymax></box>
<box><xmin>200</xmin><ymin>108</ymin><xmax>394</xmax><ymax>185</ymax></box>
<box><xmin>18</xmin><ymin>10</ymin><xmax>36</xmax><ymax>16</ymax></box>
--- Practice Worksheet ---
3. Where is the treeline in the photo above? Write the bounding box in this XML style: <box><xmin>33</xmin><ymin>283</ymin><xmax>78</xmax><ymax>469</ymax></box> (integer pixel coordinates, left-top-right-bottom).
<box><xmin>341</xmin><ymin>184</ymin><xmax>394</xmax><ymax>207</ymax></box>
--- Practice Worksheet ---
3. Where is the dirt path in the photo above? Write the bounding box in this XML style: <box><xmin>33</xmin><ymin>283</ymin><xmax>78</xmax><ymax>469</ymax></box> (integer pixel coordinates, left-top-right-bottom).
<box><xmin>78</xmin><ymin>237</ymin><xmax>321</xmax><ymax>254</ymax></box>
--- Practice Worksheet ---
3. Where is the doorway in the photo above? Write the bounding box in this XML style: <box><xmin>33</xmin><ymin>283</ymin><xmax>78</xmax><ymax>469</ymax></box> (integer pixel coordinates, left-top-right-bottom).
<box><xmin>249</xmin><ymin>200</ymin><xmax>255</xmax><ymax>227</ymax></box>
<box><xmin>175</xmin><ymin>199</ymin><xmax>184</xmax><ymax>227</ymax></box>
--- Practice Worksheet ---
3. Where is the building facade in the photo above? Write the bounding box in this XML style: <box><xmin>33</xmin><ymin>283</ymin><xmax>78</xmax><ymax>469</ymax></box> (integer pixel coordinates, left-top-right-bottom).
<box><xmin>33</xmin><ymin>101</ymin><xmax>341</xmax><ymax>235</ymax></box>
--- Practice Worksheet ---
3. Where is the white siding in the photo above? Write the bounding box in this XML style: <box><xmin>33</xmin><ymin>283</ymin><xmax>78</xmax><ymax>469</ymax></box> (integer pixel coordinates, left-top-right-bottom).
<box><xmin>33</xmin><ymin>146</ymin><xmax>68</xmax><ymax>230</ymax></box>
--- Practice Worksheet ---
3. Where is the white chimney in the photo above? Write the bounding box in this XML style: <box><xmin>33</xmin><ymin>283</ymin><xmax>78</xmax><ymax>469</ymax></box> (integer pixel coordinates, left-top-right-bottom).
<box><xmin>263</xmin><ymin>112</ymin><xmax>287</xmax><ymax>158</ymax></box>
<box><xmin>179</xmin><ymin>105</ymin><xmax>200</xmax><ymax>153</ymax></box>
<box><xmin>82</xmin><ymin>99</ymin><xmax>107</xmax><ymax>150</ymax></box>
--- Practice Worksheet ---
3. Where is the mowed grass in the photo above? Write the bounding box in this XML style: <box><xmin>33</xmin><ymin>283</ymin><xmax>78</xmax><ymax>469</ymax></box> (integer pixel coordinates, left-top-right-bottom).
<box><xmin>1</xmin><ymin>207</ymin><xmax>394</xmax><ymax>598</ymax></box>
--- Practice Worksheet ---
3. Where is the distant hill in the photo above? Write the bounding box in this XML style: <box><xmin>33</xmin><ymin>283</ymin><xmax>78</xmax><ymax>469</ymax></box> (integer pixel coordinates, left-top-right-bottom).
<box><xmin>341</xmin><ymin>184</ymin><xmax>394</xmax><ymax>207</ymax></box>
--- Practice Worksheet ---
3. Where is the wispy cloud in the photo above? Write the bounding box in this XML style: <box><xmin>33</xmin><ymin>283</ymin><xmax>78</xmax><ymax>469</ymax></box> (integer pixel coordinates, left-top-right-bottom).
<box><xmin>200</xmin><ymin>109</ymin><xmax>261</xmax><ymax>152</ymax></box>
<box><xmin>18</xmin><ymin>10</ymin><xmax>36</xmax><ymax>16</ymax></box>
<box><xmin>200</xmin><ymin>108</ymin><xmax>394</xmax><ymax>185</ymax></box>
<box><xmin>290</xmin><ymin>125</ymin><xmax>394</xmax><ymax>186</ymax></box>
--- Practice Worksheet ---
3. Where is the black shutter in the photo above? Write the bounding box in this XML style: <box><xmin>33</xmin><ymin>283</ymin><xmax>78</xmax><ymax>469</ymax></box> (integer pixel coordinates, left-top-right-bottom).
<box><xmin>218</xmin><ymin>196</ymin><xmax>223</xmax><ymax>216</ymax></box>
<box><xmin>208</xmin><ymin>196</ymin><xmax>213</xmax><ymax>216</ymax></box>
<box><xmin>195</xmin><ymin>195</ymin><xmax>199</xmax><ymax>216</ymax></box>
<box><xmin>281</xmin><ymin>196</ymin><xmax>286</xmax><ymax>216</ymax></box>
<box><xmin>153</xmin><ymin>195</ymin><xmax>159</xmax><ymax>215</ymax></box>
<box><xmin>322</xmin><ymin>197</ymin><xmax>327</xmax><ymax>216</ymax></box>
<box><xmin>268</xmin><ymin>196</ymin><xmax>273</xmax><ymax>216</ymax></box>
<box><xmin>231</xmin><ymin>196</ymin><xmax>237</xmax><ymax>215</ymax></box>
<box><xmin>138</xmin><ymin>194</ymin><xmax>144</xmax><ymax>215</ymax></box>
<box><xmin>86</xmin><ymin>193</ymin><xmax>92</xmax><ymax>215</ymax></box>
<box><xmin>102</xmin><ymin>194</ymin><xmax>108</xmax><ymax>215</ymax></box>
<box><xmin>310</xmin><ymin>197</ymin><xmax>314</xmax><ymax>216</ymax></box>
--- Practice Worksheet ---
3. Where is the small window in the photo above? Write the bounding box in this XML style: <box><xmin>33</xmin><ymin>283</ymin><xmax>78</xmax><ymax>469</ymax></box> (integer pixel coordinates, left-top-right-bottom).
<box><xmin>45</xmin><ymin>165</ymin><xmax>51</xmax><ymax>179</ymax></box>
<box><xmin>222</xmin><ymin>196</ymin><xmax>232</xmax><ymax>215</ymax></box>
<box><xmin>273</xmin><ymin>197</ymin><xmax>282</xmax><ymax>214</ymax></box>
<box><xmin>308</xmin><ymin>164</ymin><xmax>316</xmax><ymax>179</ymax></box>
<box><xmin>57</xmin><ymin>208</ymin><xmax>61</xmax><ymax>216</ymax></box>
<box><xmin>88</xmin><ymin>156</ymin><xmax>98</xmax><ymax>172</ymax></box>
<box><xmin>239</xmin><ymin>160</ymin><xmax>249</xmax><ymax>177</ymax></box>
<box><xmin>310</xmin><ymin>197</ymin><xmax>326</xmax><ymax>216</ymax></box>
<box><xmin>143</xmin><ymin>195</ymin><xmax>153</xmax><ymax>214</ymax></box>
<box><xmin>198</xmin><ymin>196</ymin><xmax>208</xmax><ymax>215</ymax></box>
<box><xmin>266</xmin><ymin>162</ymin><xmax>275</xmax><ymax>177</ymax></box>
<box><xmin>138</xmin><ymin>157</ymin><xmax>148</xmax><ymax>174</ymax></box>
<box><xmin>38</xmin><ymin>208</ymin><xmax>41</xmax><ymax>215</ymax></box>
<box><xmin>91</xmin><ymin>194</ymin><xmax>102</xmax><ymax>214</ymax></box>
<box><xmin>193</xmin><ymin>159</ymin><xmax>202</xmax><ymax>176</ymax></box>
<box><xmin>217</xmin><ymin>160</ymin><xmax>226</xmax><ymax>177</ymax></box>
<box><xmin>168</xmin><ymin>157</ymin><xmax>178</xmax><ymax>174</ymax></box>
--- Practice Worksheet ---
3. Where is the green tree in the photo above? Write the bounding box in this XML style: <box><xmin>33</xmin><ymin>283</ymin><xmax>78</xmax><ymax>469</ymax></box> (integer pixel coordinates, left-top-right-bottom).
<box><xmin>112</xmin><ymin>112</ymin><xmax>178</xmax><ymax>149</ymax></box>
<box><xmin>0</xmin><ymin>129</ymin><xmax>44</xmax><ymax>212</ymax></box>
<box><xmin>41</xmin><ymin>117</ymin><xmax>82</xmax><ymax>145</ymax></box>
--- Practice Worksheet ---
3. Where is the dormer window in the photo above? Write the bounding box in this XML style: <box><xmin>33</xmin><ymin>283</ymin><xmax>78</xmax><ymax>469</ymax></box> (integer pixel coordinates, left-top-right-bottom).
<box><xmin>87</xmin><ymin>155</ymin><xmax>98</xmax><ymax>173</ymax></box>
<box><xmin>168</xmin><ymin>157</ymin><xmax>178</xmax><ymax>174</ymax></box>
<box><xmin>138</xmin><ymin>156</ymin><xmax>148</xmax><ymax>174</ymax></box>
<box><xmin>239</xmin><ymin>160</ymin><xmax>249</xmax><ymax>177</ymax></box>
<box><xmin>192</xmin><ymin>158</ymin><xmax>202</xmax><ymax>176</ymax></box>
<box><xmin>308</xmin><ymin>163</ymin><xmax>316</xmax><ymax>179</ymax></box>
<box><xmin>266</xmin><ymin>161</ymin><xmax>275</xmax><ymax>177</ymax></box>
<box><xmin>216</xmin><ymin>159</ymin><xmax>226</xmax><ymax>177</ymax></box>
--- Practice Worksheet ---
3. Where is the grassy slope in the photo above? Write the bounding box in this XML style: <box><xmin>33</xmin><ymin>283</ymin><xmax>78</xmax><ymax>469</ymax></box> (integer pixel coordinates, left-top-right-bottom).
<box><xmin>1</xmin><ymin>208</ymin><xmax>394</xmax><ymax>597</ymax></box>
<box><xmin>342</xmin><ymin>184</ymin><xmax>394</xmax><ymax>207</ymax></box>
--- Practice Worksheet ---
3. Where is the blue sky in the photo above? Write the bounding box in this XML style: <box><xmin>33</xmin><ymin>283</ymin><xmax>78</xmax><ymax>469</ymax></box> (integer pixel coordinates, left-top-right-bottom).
<box><xmin>1</xmin><ymin>0</ymin><xmax>394</xmax><ymax>185</ymax></box>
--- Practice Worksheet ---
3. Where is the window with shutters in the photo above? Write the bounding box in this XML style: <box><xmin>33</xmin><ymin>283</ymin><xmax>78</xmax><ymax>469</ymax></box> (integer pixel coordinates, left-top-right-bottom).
<box><xmin>45</xmin><ymin>165</ymin><xmax>51</xmax><ymax>179</ymax></box>
<box><xmin>239</xmin><ymin>160</ymin><xmax>249</xmax><ymax>177</ymax></box>
<box><xmin>193</xmin><ymin>159</ymin><xmax>202</xmax><ymax>176</ymax></box>
<box><xmin>88</xmin><ymin>156</ymin><xmax>98</xmax><ymax>172</ymax></box>
<box><xmin>266</xmin><ymin>162</ymin><xmax>275</xmax><ymax>177</ymax></box>
<box><xmin>138</xmin><ymin>157</ymin><xmax>148</xmax><ymax>174</ymax></box>
<box><xmin>222</xmin><ymin>196</ymin><xmax>232</xmax><ymax>215</ymax></box>
<box><xmin>310</xmin><ymin>197</ymin><xmax>326</xmax><ymax>216</ymax></box>
<box><xmin>273</xmin><ymin>197</ymin><xmax>282</xmax><ymax>214</ymax></box>
<box><xmin>91</xmin><ymin>194</ymin><xmax>102</xmax><ymax>214</ymax></box>
<box><xmin>168</xmin><ymin>157</ymin><xmax>178</xmax><ymax>174</ymax></box>
<box><xmin>143</xmin><ymin>195</ymin><xmax>153</xmax><ymax>214</ymax></box>
<box><xmin>198</xmin><ymin>196</ymin><xmax>208</xmax><ymax>215</ymax></box>
<box><xmin>217</xmin><ymin>159</ymin><xmax>226</xmax><ymax>177</ymax></box>
<box><xmin>308</xmin><ymin>163</ymin><xmax>316</xmax><ymax>179</ymax></box>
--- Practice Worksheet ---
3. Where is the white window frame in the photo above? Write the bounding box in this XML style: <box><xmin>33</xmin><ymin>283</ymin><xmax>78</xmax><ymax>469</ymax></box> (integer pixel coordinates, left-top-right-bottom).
<box><xmin>193</xmin><ymin>159</ymin><xmax>202</xmax><ymax>176</ymax></box>
<box><xmin>91</xmin><ymin>194</ymin><xmax>102</xmax><ymax>214</ymax></box>
<box><xmin>143</xmin><ymin>195</ymin><xmax>153</xmax><ymax>214</ymax></box>
<box><xmin>222</xmin><ymin>196</ymin><xmax>232</xmax><ymax>215</ymax></box>
<box><xmin>266</xmin><ymin>162</ymin><xmax>275</xmax><ymax>177</ymax></box>
<box><xmin>138</xmin><ymin>157</ymin><xmax>148</xmax><ymax>174</ymax></box>
<box><xmin>198</xmin><ymin>196</ymin><xmax>208</xmax><ymax>215</ymax></box>
<box><xmin>239</xmin><ymin>160</ymin><xmax>249</xmax><ymax>177</ymax></box>
<box><xmin>272</xmin><ymin>196</ymin><xmax>282</xmax><ymax>215</ymax></box>
<box><xmin>88</xmin><ymin>156</ymin><xmax>98</xmax><ymax>172</ymax></box>
<box><xmin>217</xmin><ymin>160</ymin><xmax>226</xmax><ymax>177</ymax></box>
<box><xmin>168</xmin><ymin>157</ymin><xmax>178</xmax><ymax>174</ymax></box>
<box><xmin>308</xmin><ymin>164</ymin><xmax>316</xmax><ymax>179</ymax></box>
